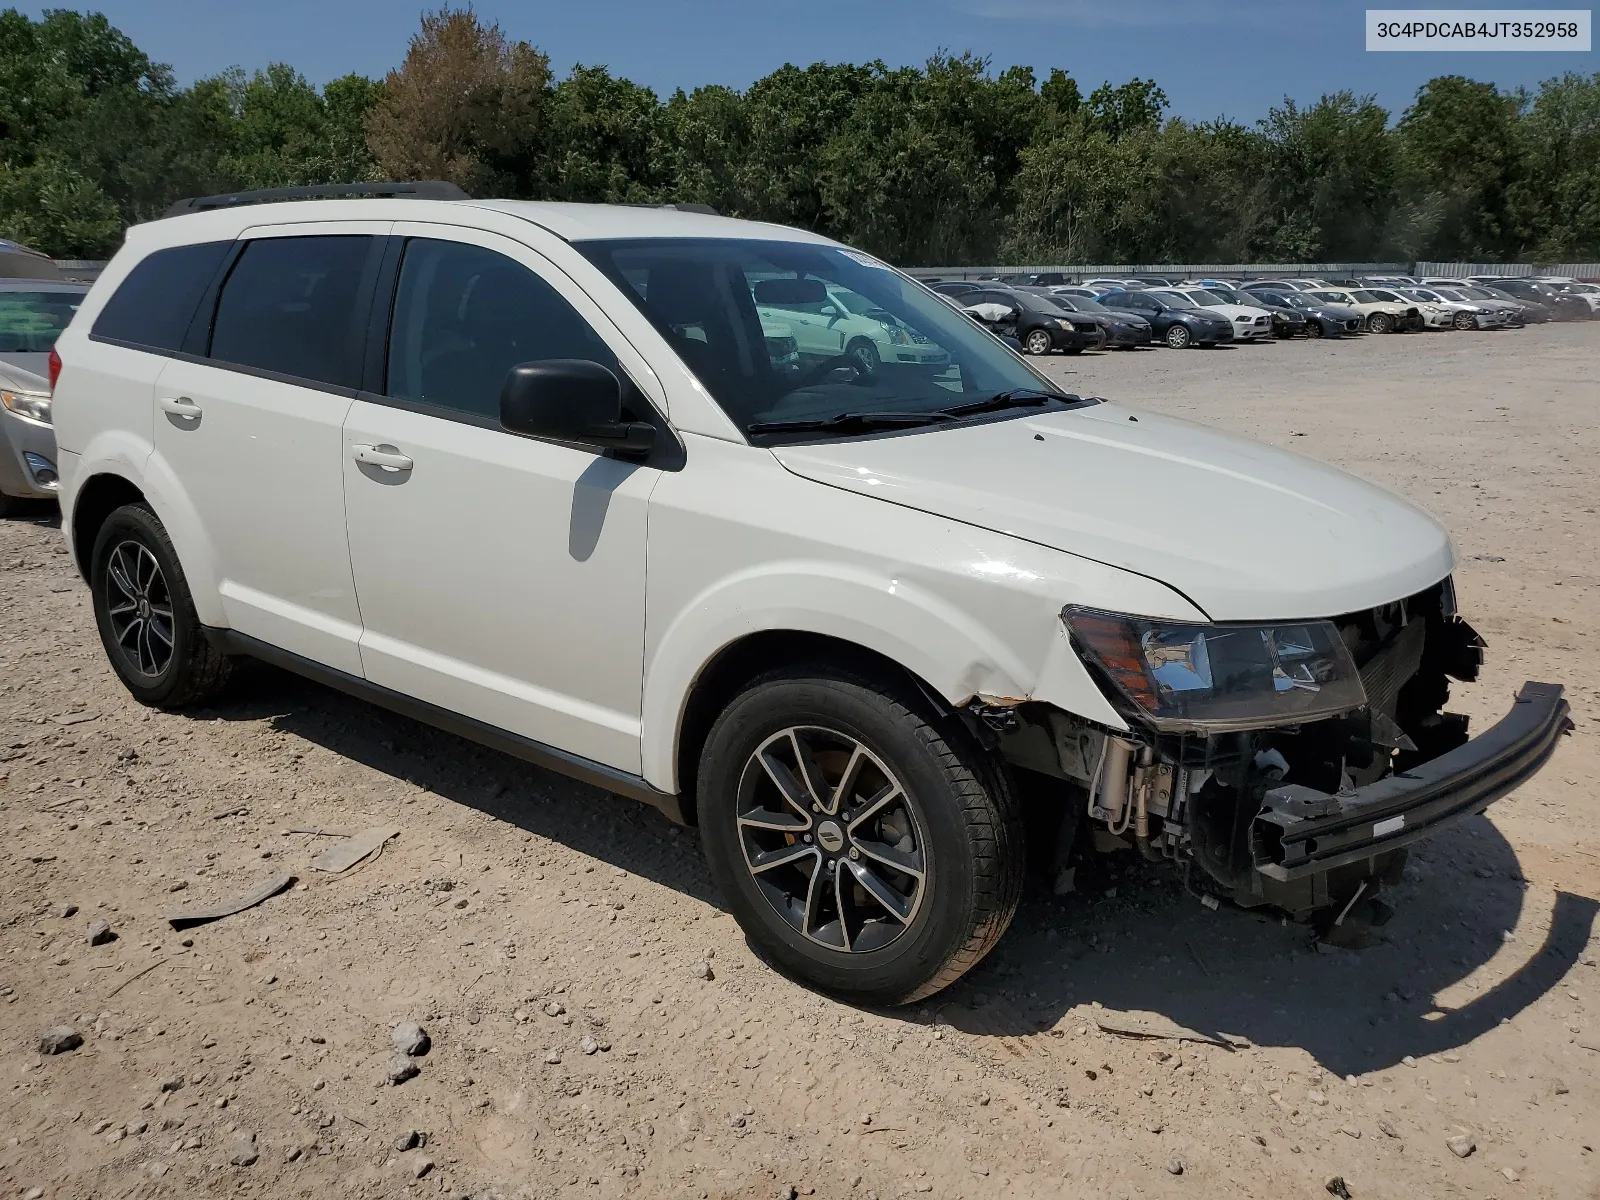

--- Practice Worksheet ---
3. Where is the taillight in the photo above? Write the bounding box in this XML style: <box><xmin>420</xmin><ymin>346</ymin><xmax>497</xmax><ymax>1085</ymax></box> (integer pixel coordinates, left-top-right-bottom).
<box><xmin>48</xmin><ymin>346</ymin><xmax>62</xmax><ymax>393</ymax></box>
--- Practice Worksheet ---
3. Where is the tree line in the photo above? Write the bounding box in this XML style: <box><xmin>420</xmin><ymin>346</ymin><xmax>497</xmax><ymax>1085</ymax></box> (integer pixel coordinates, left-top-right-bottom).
<box><xmin>2</xmin><ymin>7</ymin><xmax>1597</xmax><ymax>265</ymax></box>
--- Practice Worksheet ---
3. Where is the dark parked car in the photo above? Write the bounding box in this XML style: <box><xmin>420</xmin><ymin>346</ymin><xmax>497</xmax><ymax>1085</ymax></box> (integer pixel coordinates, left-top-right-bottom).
<box><xmin>999</xmin><ymin>272</ymin><xmax>1068</xmax><ymax>287</ymax></box>
<box><xmin>1027</xmin><ymin>289</ymin><xmax>1153</xmax><ymax>348</ymax></box>
<box><xmin>1241</xmin><ymin>287</ymin><xmax>1365</xmax><ymax>337</ymax></box>
<box><xmin>1451</xmin><ymin>283</ymin><xmax>1547</xmax><ymax>324</ymax></box>
<box><xmin>931</xmin><ymin>281</ymin><xmax>982</xmax><ymax>298</ymax></box>
<box><xmin>965</xmin><ymin>288</ymin><xmax>1105</xmax><ymax>355</ymax></box>
<box><xmin>1096</xmin><ymin>289</ymin><xmax>1235</xmax><ymax>348</ymax></box>
<box><xmin>1473</xmin><ymin>277</ymin><xmax>1591</xmax><ymax>321</ymax></box>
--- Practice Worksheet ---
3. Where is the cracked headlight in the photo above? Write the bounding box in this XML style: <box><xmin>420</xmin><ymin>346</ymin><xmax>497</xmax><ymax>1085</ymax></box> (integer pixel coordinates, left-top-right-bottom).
<box><xmin>1063</xmin><ymin>607</ymin><xmax>1367</xmax><ymax>732</ymax></box>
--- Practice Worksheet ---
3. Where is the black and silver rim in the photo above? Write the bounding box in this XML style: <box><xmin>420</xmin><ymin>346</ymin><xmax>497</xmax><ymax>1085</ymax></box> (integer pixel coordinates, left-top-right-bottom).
<box><xmin>104</xmin><ymin>540</ymin><xmax>174</xmax><ymax>678</ymax></box>
<box><xmin>736</xmin><ymin>727</ymin><xmax>927</xmax><ymax>953</ymax></box>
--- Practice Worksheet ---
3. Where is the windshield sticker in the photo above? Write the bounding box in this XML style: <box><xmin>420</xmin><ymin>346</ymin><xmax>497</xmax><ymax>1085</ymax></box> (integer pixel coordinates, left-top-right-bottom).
<box><xmin>838</xmin><ymin>249</ymin><xmax>892</xmax><ymax>271</ymax></box>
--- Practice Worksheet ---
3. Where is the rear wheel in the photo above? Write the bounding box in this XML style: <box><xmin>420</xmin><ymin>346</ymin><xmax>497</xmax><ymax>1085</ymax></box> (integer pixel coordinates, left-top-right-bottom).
<box><xmin>697</xmin><ymin>667</ymin><xmax>1023</xmax><ymax>1005</ymax></box>
<box><xmin>1164</xmin><ymin>324</ymin><xmax>1192</xmax><ymax>349</ymax></box>
<box><xmin>1368</xmin><ymin>312</ymin><xmax>1393</xmax><ymax>334</ymax></box>
<box><xmin>1024</xmin><ymin>329</ymin><xmax>1053</xmax><ymax>356</ymax></box>
<box><xmin>90</xmin><ymin>503</ymin><xmax>231</xmax><ymax>708</ymax></box>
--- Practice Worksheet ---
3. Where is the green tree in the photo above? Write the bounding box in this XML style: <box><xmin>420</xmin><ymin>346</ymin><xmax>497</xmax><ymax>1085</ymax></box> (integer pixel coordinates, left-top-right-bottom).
<box><xmin>540</xmin><ymin>66</ymin><xmax>663</xmax><ymax>202</ymax></box>
<box><xmin>1396</xmin><ymin>75</ymin><xmax>1523</xmax><ymax>259</ymax></box>
<box><xmin>1510</xmin><ymin>72</ymin><xmax>1600</xmax><ymax>257</ymax></box>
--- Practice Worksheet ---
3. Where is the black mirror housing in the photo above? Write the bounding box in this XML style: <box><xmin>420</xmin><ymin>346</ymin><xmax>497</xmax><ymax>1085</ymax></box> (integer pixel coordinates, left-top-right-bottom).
<box><xmin>499</xmin><ymin>359</ymin><xmax>656</xmax><ymax>458</ymax></box>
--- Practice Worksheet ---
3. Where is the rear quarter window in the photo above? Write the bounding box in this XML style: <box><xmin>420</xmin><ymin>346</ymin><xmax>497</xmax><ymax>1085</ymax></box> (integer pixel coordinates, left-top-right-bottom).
<box><xmin>91</xmin><ymin>241</ymin><xmax>232</xmax><ymax>352</ymax></box>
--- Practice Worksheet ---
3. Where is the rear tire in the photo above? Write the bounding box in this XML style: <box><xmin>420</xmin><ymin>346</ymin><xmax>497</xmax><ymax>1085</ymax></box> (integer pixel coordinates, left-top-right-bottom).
<box><xmin>697</xmin><ymin>666</ymin><xmax>1023</xmax><ymax>1005</ymax></box>
<box><xmin>90</xmin><ymin>503</ymin><xmax>231</xmax><ymax>708</ymax></box>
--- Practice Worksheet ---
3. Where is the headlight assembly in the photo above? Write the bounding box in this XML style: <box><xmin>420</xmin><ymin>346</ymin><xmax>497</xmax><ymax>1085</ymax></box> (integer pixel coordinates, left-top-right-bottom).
<box><xmin>1063</xmin><ymin>606</ymin><xmax>1367</xmax><ymax>732</ymax></box>
<box><xmin>1</xmin><ymin>389</ymin><xmax>51</xmax><ymax>424</ymax></box>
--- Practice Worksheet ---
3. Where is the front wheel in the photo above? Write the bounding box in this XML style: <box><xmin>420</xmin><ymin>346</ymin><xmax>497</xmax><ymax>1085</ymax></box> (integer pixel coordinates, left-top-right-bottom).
<box><xmin>845</xmin><ymin>337</ymin><xmax>881</xmax><ymax>377</ymax></box>
<box><xmin>1165</xmin><ymin>323</ymin><xmax>1192</xmax><ymax>349</ymax></box>
<box><xmin>1452</xmin><ymin>311</ymin><xmax>1476</xmax><ymax>331</ymax></box>
<box><xmin>90</xmin><ymin>503</ymin><xmax>231</xmax><ymax>708</ymax></box>
<box><xmin>1305</xmin><ymin>320</ymin><xmax>1325</xmax><ymax>339</ymax></box>
<box><xmin>697</xmin><ymin>668</ymin><xmax>1023</xmax><ymax>1005</ymax></box>
<box><xmin>1367</xmin><ymin>312</ymin><xmax>1393</xmax><ymax>334</ymax></box>
<box><xmin>1024</xmin><ymin>329</ymin><xmax>1053</xmax><ymax>356</ymax></box>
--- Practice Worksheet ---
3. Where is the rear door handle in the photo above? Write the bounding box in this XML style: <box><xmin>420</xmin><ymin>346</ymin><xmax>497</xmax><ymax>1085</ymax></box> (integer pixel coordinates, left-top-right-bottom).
<box><xmin>159</xmin><ymin>396</ymin><xmax>202</xmax><ymax>419</ymax></box>
<box><xmin>351</xmin><ymin>444</ymin><xmax>413</xmax><ymax>471</ymax></box>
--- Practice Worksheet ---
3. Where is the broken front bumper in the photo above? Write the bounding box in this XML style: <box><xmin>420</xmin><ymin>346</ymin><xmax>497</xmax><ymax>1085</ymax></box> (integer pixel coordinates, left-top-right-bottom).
<box><xmin>1252</xmin><ymin>682</ymin><xmax>1572</xmax><ymax>883</ymax></box>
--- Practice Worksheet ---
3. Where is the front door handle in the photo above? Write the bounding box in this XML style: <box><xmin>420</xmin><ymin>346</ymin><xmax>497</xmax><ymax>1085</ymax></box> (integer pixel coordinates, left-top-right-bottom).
<box><xmin>351</xmin><ymin>444</ymin><xmax>413</xmax><ymax>472</ymax></box>
<box><xmin>159</xmin><ymin>396</ymin><xmax>202</xmax><ymax>419</ymax></box>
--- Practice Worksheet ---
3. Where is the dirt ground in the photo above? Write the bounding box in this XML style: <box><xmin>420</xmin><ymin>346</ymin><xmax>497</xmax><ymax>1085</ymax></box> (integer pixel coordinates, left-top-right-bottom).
<box><xmin>1</xmin><ymin>322</ymin><xmax>1596</xmax><ymax>1200</ymax></box>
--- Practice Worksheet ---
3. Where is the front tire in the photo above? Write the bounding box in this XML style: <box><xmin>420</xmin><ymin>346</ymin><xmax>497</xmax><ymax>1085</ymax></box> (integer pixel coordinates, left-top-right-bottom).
<box><xmin>1367</xmin><ymin>312</ymin><xmax>1393</xmax><ymax>334</ymax></box>
<box><xmin>845</xmin><ymin>338</ymin><xmax>881</xmax><ymax>377</ymax></box>
<box><xmin>90</xmin><ymin>503</ymin><xmax>231</xmax><ymax>708</ymax></box>
<box><xmin>1164</xmin><ymin>324</ymin><xmax>1192</xmax><ymax>349</ymax></box>
<box><xmin>1024</xmin><ymin>329</ymin><xmax>1053</xmax><ymax>356</ymax></box>
<box><xmin>1452</xmin><ymin>311</ymin><xmax>1476</xmax><ymax>331</ymax></box>
<box><xmin>1306</xmin><ymin>320</ymin><xmax>1325</xmax><ymax>339</ymax></box>
<box><xmin>697</xmin><ymin>667</ymin><xmax>1023</xmax><ymax>1005</ymax></box>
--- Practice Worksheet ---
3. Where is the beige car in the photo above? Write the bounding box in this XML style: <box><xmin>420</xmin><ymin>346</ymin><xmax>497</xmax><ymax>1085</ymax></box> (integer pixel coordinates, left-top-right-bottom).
<box><xmin>1305</xmin><ymin>289</ymin><xmax>1422</xmax><ymax>333</ymax></box>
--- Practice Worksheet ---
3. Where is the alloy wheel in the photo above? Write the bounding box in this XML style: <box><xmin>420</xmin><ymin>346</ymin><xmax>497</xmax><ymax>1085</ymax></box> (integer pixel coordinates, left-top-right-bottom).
<box><xmin>104</xmin><ymin>540</ymin><xmax>175</xmax><ymax>678</ymax></box>
<box><xmin>736</xmin><ymin>726</ymin><xmax>927</xmax><ymax>953</ymax></box>
<box><xmin>1025</xmin><ymin>330</ymin><xmax>1052</xmax><ymax>355</ymax></box>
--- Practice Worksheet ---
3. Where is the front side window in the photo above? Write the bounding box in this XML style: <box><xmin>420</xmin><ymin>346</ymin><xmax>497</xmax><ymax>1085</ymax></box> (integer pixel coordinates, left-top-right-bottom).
<box><xmin>0</xmin><ymin>290</ymin><xmax>83</xmax><ymax>352</ymax></box>
<box><xmin>209</xmin><ymin>236</ymin><xmax>374</xmax><ymax>388</ymax></box>
<box><xmin>385</xmin><ymin>239</ymin><xmax>618</xmax><ymax>421</ymax></box>
<box><xmin>578</xmin><ymin>238</ymin><xmax>1071</xmax><ymax>440</ymax></box>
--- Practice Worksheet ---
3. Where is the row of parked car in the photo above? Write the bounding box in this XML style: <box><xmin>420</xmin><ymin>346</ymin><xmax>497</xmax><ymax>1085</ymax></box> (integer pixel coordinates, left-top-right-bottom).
<box><xmin>923</xmin><ymin>273</ymin><xmax>1600</xmax><ymax>353</ymax></box>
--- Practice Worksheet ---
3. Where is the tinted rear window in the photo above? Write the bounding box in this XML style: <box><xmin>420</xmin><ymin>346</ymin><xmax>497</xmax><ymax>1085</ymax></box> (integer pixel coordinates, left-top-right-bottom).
<box><xmin>209</xmin><ymin>236</ymin><xmax>374</xmax><ymax>389</ymax></box>
<box><xmin>91</xmin><ymin>241</ymin><xmax>231</xmax><ymax>351</ymax></box>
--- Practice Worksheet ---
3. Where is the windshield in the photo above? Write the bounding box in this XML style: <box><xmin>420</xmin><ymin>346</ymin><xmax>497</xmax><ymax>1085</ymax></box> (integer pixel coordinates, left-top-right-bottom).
<box><xmin>1152</xmin><ymin>290</ymin><xmax>1198</xmax><ymax>309</ymax></box>
<box><xmin>0</xmin><ymin>289</ymin><xmax>82</xmax><ymax>353</ymax></box>
<box><xmin>577</xmin><ymin>238</ymin><xmax>1076</xmax><ymax>439</ymax></box>
<box><xmin>1204</xmin><ymin>287</ymin><xmax>1247</xmax><ymax>304</ymax></box>
<box><xmin>1184</xmin><ymin>291</ymin><xmax>1227</xmax><ymax>307</ymax></box>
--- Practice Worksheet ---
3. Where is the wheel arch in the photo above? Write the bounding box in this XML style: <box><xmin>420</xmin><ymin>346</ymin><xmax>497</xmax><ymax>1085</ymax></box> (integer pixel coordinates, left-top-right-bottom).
<box><xmin>70</xmin><ymin>472</ymin><xmax>147</xmax><ymax>582</ymax></box>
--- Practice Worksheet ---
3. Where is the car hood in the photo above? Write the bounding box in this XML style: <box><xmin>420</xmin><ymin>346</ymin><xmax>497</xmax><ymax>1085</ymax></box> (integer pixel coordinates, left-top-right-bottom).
<box><xmin>772</xmin><ymin>402</ymin><xmax>1455</xmax><ymax>622</ymax></box>
<box><xmin>0</xmin><ymin>355</ymin><xmax>49</xmax><ymax>392</ymax></box>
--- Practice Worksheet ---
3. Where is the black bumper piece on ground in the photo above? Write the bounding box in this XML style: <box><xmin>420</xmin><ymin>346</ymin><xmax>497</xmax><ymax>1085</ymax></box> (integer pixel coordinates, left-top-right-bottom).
<box><xmin>1253</xmin><ymin>682</ymin><xmax>1572</xmax><ymax>882</ymax></box>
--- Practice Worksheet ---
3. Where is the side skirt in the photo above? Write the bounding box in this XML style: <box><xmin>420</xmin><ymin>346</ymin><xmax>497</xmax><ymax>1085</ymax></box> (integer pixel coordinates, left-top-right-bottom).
<box><xmin>205</xmin><ymin>628</ymin><xmax>687</xmax><ymax>825</ymax></box>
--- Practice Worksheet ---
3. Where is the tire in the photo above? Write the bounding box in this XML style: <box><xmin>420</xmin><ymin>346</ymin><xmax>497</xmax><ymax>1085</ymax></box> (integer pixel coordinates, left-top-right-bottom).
<box><xmin>1062</xmin><ymin>345</ymin><xmax>1085</xmax><ymax>356</ymax></box>
<box><xmin>1024</xmin><ymin>329</ymin><xmax>1053</xmax><ymax>356</ymax></box>
<box><xmin>697</xmin><ymin>666</ymin><xmax>1023</xmax><ymax>1005</ymax></box>
<box><xmin>845</xmin><ymin>338</ymin><xmax>881</xmax><ymax>377</ymax></box>
<box><xmin>1305</xmin><ymin>320</ymin><xmax>1325</xmax><ymax>339</ymax></box>
<box><xmin>1367</xmin><ymin>312</ymin><xmax>1393</xmax><ymax>334</ymax></box>
<box><xmin>0</xmin><ymin>492</ymin><xmax>13</xmax><ymax>519</ymax></box>
<box><xmin>1452</xmin><ymin>311</ymin><xmax>1475</xmax><ymax>331</ymax></box>
<box><xmin>1164</xmin><ymin>323</ymin><xmax>1192</xmax><ymax>349</ymax></box>
<box><xmin>90</xmin><ymin>503</ymin><xmax>231</xmax><ymax>708</ymax></box>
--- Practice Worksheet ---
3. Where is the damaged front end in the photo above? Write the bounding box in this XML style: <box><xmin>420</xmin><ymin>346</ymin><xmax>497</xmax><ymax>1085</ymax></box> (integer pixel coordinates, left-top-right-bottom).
<box><xmin>993</xmin><ymin>580</ymin><xmax>1572</xmax><ymax>917</ymax></box>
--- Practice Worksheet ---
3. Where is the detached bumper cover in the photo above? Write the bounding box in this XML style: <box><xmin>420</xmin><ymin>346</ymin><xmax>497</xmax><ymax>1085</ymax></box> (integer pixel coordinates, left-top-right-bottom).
<box><xmin>1253</xmin><ymin>682</ymin><xmax>1572</xmax><ymax>881</ymax></box>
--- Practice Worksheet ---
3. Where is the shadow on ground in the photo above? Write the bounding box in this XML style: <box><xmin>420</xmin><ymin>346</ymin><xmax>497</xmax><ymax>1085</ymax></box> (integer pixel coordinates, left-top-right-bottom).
<box><xmin>200</xmin><ymin>661</ymin><xmax>1593</xmax><ymax>1080</ymax></box>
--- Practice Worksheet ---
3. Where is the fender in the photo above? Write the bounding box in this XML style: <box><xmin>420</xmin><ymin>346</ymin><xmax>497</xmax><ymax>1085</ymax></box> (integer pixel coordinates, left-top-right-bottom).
<box><xmin>638</xmin><ymin>560</ymin><xmax>1133</xmax><ymax>793</ymax></box>
<box><xmin>69</xmin><ymin>432</ymin><xmax>227</xmax><ymax>629</ymax></box>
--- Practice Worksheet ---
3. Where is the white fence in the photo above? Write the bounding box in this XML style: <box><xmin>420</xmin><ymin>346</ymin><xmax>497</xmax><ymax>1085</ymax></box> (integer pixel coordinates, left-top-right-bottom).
<box><xmin>1416</xmin><ymin>261</ymin><xmax>1600</xmax><ymax>281</ymax></box>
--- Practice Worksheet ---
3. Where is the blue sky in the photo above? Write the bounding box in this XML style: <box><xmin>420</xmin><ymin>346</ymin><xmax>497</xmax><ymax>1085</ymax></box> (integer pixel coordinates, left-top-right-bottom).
<box><xmin>35</xmin><ymin>1</ymin><xmax>1597</xmax><ymax>121</ymax></box>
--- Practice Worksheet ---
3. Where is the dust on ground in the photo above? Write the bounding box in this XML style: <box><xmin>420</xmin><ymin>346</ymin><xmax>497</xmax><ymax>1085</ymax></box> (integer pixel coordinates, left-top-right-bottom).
<box><xmin>2</xmin><ymin>323</ymin><xmax>1597</xmax><ymax>1200</ymax></box>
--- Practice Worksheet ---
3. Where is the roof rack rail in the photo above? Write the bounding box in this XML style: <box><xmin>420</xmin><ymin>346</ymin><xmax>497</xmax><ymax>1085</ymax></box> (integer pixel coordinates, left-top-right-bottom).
<box><xmin>621</xmin><ymin>202</ymin><xmax>719</xmax><ymax>216</ymax></box>
<box><xmin>163</xmin><ymin>181</ymin><xmax>470</xmax><ymax>219</ymax></box>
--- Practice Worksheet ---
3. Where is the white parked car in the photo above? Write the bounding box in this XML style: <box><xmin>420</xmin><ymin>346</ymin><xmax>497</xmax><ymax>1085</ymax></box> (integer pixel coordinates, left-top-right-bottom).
<box><xmin>1305</xmin><ymin>289</ymin><xmax>1421</xmax><ymax>333</ymax></box>
<box><xmin>1394</xmin><ymin>288</ymin><xmax>1509</xmax><ymax>331</ymax></box>
<box><xmin>1157</xmin><ymin>288</ymin><xmax>1274</xmax><ymax>342</ymax></box>
<box><xmin>756</xmin><ymin>280</ymin><xmax>951</xmax><ymax>373</ymax></box>
<box><xmin>50</xmin><ymin>186</ymin><xmax>1571</xmax><ymax>1004</ymax></box>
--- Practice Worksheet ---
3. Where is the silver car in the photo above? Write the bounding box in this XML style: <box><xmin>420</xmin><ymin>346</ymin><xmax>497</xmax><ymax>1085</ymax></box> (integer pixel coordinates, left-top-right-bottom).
<box><xmin>0</xmin><ymin>280</ymin><xmax>86</xmax><ymax>515</ymax></box>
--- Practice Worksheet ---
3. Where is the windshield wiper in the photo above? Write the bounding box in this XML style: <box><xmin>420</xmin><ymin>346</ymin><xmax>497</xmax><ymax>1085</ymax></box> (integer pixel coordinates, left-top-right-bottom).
<box><xmin>933</xmin><ymin>388</ymin><xmax>1074</xmax><ymax>420</ymax></box>
<box><xmin>746</xmin><ymin>410</ymin><xmax>956</xmax><ymax>435</ymax></box>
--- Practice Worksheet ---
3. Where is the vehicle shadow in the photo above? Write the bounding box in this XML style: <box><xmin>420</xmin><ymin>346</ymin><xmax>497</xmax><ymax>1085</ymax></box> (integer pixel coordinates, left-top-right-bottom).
<box><xmin>204</xmin><ymin>661</ymin><xmax>722</xmax><ymax>906</ymax></box>
<box><xmin>198</xmin><ymin>663</ymin><xmax>1591</xmax><ymax>1077</ymax></box>
<box><xmin>930</xmin><ymin>816</ymin><xmax>1596</xmax><ymax>1076</ymax></box>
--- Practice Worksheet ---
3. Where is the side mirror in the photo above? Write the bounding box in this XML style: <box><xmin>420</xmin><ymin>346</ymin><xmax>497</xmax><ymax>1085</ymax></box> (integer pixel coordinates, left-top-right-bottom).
<box><xmin>499</xmin><ymin>360</ymin><xmax>656</xmax><ymax>458</ymax></box>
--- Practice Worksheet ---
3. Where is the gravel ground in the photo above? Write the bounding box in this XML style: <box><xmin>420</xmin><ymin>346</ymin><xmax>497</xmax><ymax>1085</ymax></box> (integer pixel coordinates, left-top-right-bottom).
<box><xmin>1</xmin><ymin>322</ymin><xmax>1596</xmax><ymax>1200</ymax></box>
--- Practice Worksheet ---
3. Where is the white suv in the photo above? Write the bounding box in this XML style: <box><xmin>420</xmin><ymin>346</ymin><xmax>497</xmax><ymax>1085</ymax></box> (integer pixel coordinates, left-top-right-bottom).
<box><xmin>52</xmin><ymin>185</ymin><xmax>1570</xmax><ymax>1004</ymax></box>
